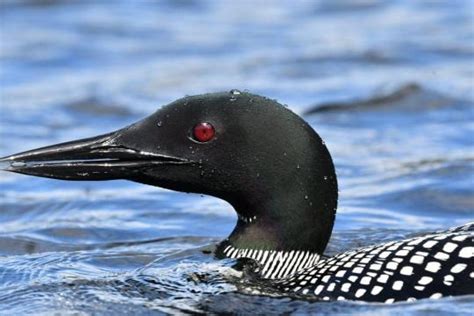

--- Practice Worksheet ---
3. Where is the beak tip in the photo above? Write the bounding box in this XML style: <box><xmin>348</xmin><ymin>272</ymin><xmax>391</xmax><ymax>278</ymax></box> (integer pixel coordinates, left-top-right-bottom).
<box><xmin>0</xmin><ymin>155</ymin><xmax>20</xmax><ymax>171</ymax></box>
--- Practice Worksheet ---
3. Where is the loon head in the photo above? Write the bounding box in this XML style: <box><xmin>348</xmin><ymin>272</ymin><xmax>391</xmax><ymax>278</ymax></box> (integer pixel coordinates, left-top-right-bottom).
<box><xmin>1</xmin><ymin>91</ymin><xmax>338</xmax><ymax>260</ymax></box>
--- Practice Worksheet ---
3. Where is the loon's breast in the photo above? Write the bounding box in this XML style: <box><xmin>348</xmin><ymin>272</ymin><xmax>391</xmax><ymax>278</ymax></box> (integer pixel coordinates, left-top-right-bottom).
<box><xmin>275</xmin><ymin>222</ymin><xmax>473</xmax><ymax>303</ymax></box>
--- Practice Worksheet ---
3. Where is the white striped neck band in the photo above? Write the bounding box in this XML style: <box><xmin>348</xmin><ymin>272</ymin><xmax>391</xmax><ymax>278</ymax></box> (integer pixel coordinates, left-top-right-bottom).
<box><xmin>222</xmin><ymin>244</ymin><xmax>321</xmax><ymax>279</ymax></box>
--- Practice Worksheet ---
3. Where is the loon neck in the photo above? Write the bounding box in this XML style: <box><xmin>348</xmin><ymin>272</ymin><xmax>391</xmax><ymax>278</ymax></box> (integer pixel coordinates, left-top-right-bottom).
<box><xmin>231</xmin><ymin>201</ymin><xmax>332</xmax><ymax>251</ymax></box>
<box><xmin>216</xmin><ymin>176</ymin><xmax>337</xmax><ymax>278</ymax></box>
<box><xmin>225</xmin><ymin>169</ymin><xmax>337</xmax><ymax>251</ymax></box>
<box><xmin>220</xmin><ymin>242</ymin><xmax>321</xmax><ymax>279</ymax></box>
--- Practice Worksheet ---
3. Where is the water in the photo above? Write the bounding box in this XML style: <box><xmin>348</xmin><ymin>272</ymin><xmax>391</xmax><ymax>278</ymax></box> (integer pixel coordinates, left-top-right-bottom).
<box><xmin>0</xmin><ymin>0</ymin><xmax>473</xmax><ymax>314</ymax></box>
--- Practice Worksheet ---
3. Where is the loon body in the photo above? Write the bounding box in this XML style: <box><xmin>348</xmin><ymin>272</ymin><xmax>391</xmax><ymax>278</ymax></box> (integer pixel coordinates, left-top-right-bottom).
<box><xmin>1</xmin><ymin>91</ymin><xmax>473</xmax><ymax>303</ymax></box>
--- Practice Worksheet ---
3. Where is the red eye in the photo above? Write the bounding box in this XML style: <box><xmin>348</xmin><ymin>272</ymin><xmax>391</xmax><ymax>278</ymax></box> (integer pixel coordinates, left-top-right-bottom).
<box><xmin>193</xmin><ymin>122</ymin><xmax>215</xmax><ymax>143</ymax></box>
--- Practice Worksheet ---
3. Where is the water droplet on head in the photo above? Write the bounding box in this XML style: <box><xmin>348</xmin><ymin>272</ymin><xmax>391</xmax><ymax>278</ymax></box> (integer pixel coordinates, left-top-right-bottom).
<box><xmin>157</xmin><ymin>121</ymin><xmax>162</xmax><ymax>127</ymax></box>
<box><xmin>296</xmin><ymin>164</ymin><xmax>300</xmax><ymax>169</ymax></box>
<box><xmin>304</xmin><ymin>195</ymin><xmax>308</xmax><ymax>200</ymax></box>
<box><xmin>324</xmin><ymin>176</ymin><xmax>328</xmax><ymax>180</ymax></box>
<box><xmin>229</xmin><ymin>89</ymin><xmax>241</xmax><ymax>95</ymax></box>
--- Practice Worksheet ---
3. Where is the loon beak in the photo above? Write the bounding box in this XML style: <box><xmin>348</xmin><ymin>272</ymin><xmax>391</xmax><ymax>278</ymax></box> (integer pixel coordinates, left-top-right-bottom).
<box><xmin>0</xmin><ymin>129</ymin><xmax>188</xmax><ymax>181</ymax></box>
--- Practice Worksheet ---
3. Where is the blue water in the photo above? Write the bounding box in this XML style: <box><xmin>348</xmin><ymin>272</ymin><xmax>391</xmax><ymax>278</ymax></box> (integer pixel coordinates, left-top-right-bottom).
<box><xmin>0</xmin><ymin>0</ymin><xmax>473</xmax><ymax>314</ymax></box>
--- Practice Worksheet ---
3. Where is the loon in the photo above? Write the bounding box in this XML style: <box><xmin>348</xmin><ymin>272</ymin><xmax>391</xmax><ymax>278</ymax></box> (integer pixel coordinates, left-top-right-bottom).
<box><xmin>1</xmin><ymin>90</ymin><xmax>473</xmax><ymax>303</ymax></box>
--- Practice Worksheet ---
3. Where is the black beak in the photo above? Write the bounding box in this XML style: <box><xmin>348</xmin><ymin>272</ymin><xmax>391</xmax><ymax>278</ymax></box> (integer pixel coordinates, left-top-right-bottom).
<box><xmin>0</xmin><ymin>129</ymin><xmax>188</xmax><ymax>181</ymax></box>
